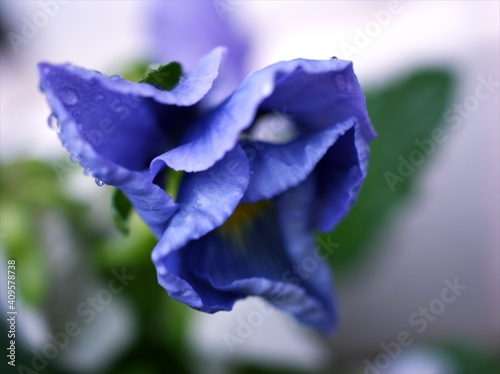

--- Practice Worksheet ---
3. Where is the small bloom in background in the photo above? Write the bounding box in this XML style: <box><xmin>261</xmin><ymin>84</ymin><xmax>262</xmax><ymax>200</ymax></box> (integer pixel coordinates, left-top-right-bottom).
<box><xmin>146</xmin><ymin>0</ymin><xmax>251</xmax><ymax>105</ymax></box>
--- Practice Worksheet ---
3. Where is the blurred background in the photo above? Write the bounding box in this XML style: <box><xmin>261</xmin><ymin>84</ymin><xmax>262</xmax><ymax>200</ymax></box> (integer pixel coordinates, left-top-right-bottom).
<box><xmin>1</xmin><ymin>1</ymin><xmax>498</xmax><ymax>373</ymax></box>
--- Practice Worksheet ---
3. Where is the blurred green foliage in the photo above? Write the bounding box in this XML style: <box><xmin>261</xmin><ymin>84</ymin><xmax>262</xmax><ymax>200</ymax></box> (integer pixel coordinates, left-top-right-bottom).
<box><xmin>139</xmin><ymin>61</ymin><xmax>183</xmax><ymax>91</ymax></box>
<box><xmin>440</xmin><ymin>343</ymin><xmax>500</xmax><ymax>374</ymax></box>
<box><xmin>0</xmin><ymin>160</ymin><xmax>102</xmax><ymax>306</ymax></box>
<box><xmin>110</xmin><ymin>189</ymin><xmax>133</xmax><ymax>236</ymax></box>
<box><xmin>321</xmin><ymin>68</ymin><xmax>456</xmax><ymax>273</ymax></box>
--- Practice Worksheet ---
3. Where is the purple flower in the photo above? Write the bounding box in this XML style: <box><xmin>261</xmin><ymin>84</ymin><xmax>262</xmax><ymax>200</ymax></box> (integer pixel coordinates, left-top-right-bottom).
<box><xmin>146</xmin><ymin>0</ymin><xmax>250</xmax><ymax>104</ymax></box>
<box><xmin>38</xmin><ymin>49</ymin><xmax>374</xmax><ymax>334</ymax></box>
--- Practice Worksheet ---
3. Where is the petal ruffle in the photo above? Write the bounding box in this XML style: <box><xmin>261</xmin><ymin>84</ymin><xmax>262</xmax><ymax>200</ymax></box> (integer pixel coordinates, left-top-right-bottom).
<box><xmin>274</xmin><ymin>176</ymin><xmax>337</xmax><ymax>332</ymax></box>
<box><xmin>152</xmin><ymin>144</ymin><xmax>249</xmax><ymax>264</ymax></box>
<box><xmin>153</xmin><ymin>178</ymin><xmax>335</xmax><ymax>333</ymax></box>
<box><xmin>156</xmin><ymin>58</ymin><xmax>375</xmax><ymax>173</ymax></box>
<box><xmin>313</xmin><ymin>121</ymin><xmax>370</xmax><ymax>232</ymax></box>
<box><xmin>38</xmin><ymin>63</ymin><xmax>182</xmax><ymax>237</ymax></box>
<box><xmin>241</xmin><ymin>117</ymin><xmax>357</xmax><ymax>203</ymax></box>
<box><xmin>39</xmin><ymin>63</ymin><xmax>172</xmax><ymax>171</ymax></box>
<box><xmin>39</xmin><ymin>47</ymin><xmax>223</xmax><ymax>110</ymax></box>
<box><xmin>38</xmin><ymin>47</ymin><xmax>226</xmax><ymax>236</ymax></box>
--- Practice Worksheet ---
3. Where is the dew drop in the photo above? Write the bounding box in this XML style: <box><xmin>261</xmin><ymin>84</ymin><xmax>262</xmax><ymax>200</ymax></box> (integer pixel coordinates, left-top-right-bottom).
<box><xmin>94</xmin><ymin>178</ymin><xmax>104</xmax><ymax>187</ymax></box>
<box><xmin>83</xmin><ymin>168</ymin><xmax>91</xmax><ymax>176</ymax></box>
<box><xmin>61</xmin><ymin>88</ymin><xmax>78</xmax><ymax>105</ymax></box>
<box><xmin>70</xmin><ymin>154</ymin><xmax>79</xmax><ymax>163</ymax></box>
<box><xmin>331</xmin><ymin>56</ymin><xmax>338</xmax><ymax>60</ymax></box>
<box><xmin>47</xmin><ymin>113</ymin><xmax>60</xmax><ymax>133</ymax></box>
<box><xmin>109</xmin><ymin>74</ymin><xmax>121</xmax><ymax>81</ymax></box>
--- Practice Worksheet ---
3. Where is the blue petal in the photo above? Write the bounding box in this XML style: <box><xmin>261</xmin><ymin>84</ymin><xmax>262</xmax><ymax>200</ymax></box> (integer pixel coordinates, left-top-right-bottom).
<box><xmin>38</xmin><ymin>62</ymin><xmax>180</xmax><ymax>237</ymax></box>
<box><xmin>156</xmin><ymin>58</ymin><xmax>375</xmax><ymax>173</ymax></box>
<box><xmin>313</xmin><ymin>121</ymin><xmax>370</xmax><ymax>232</ymax></box>
<box><xmin>258</xmin><ymin>60</ymin><xmax>375</xmax><ymax>142</ymax></box>
<box><xmin>40</xmin><ymin>47</ymin><xmax>223</xmax><ymax>109</ymax></box>
<box><xmin>153</xmin><ymin>178</ymin><xmax>336</xmax><ymax>334</ymax></box>
<box><xmin>274</xmin><ymin>176</ymin><xmax>337</xmax><ymax>332</ymax></box>
<box><xmin>146</xmin><ymin>1</ymin><xmax>250</xmax><ymax>103</ymax></box>
<box><xmin>152</xmin><ymin>144</ymin><xmax>250</xmax><ymax>277</ymax></box>
<box><xmin>241</xmin><ymin>117</ymin><xmax>357</xmax><ymax>203</ymax></box>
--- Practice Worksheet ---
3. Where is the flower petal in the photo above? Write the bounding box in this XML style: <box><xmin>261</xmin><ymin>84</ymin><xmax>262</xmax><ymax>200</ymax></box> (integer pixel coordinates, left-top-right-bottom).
<box><xmin>156</xmin><ymin>58</ymin><xmax>375</xmax><ymax>173</ymax></box>
<box><xmin>38</xmin><ymin>62</ymin><xmax>179</xmax><ymax>237</ymax></box>
<box><xmin>152</xmin><ymin>144</ymin><xmax>249</xmax><ymax>263</ymax></box>
<box><xmin>153</xmin><ymin>178</ymin><xmax>336</xmax><ymax>333</ymax></box>
<box><xmin>39</xmin><ymin>63</ymin><xmax>169</xmax><ymax>170</ymax></box>
<box><xmin>274</xmin><ymin>176</ymin><xmax>337</xmax><ymax>332</ymax></box>
<box><xmin>40</xmin><ymin>47</ymin><xmax>223</xmax><ymax>112</ymax></box>
<box><xmin>241</xmin><ymin>117</ymin><xmax>357</xmax><ymax>203</ymax></box>
<box><xmin>259</xmin><ymin>59</ymin><xmax>376</xmax><ymax>142</ymax></box>
<box><xmin>314</xmin><ymin>122</ymin><xmax>370</xmax><ymax>232</ymax></box>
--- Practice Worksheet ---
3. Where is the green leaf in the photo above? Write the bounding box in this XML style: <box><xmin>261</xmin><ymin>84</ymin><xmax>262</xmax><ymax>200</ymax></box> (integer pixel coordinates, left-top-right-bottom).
<box><xmin>0</xmin><ymin>160</ymin><xmax>105</xmax><ymax>306</ymax></box>
<box><xmin>111</xmin><ymin>189</ymin><xmax>133</xmax><ymax>235</ymax></box>
<box><xmin>438</xmin><ymin>343</ymin><xmax>500</xmax><ymax>374</ymax></box>
<box><xmin>164</xmin><ymin>168</ymin><xmax>184</xmax><ymax>201</ymax></box>
<box><xmin>139</xmin><ymin>62</ymin><xmax>183</xmax><ymax>91</ymax></box>
<box><xmin>319</xmin><ymin>68</ymin><xmax>456</xmax><ymax>272</ymax></box>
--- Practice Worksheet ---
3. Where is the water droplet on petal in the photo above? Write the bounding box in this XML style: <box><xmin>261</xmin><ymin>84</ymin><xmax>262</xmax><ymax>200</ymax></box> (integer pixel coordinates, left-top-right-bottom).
<box><xmin>94</xmin><ymin>94</ymin><xmax>104</xmax><ymax>101</ymax></box>
<box><xmin>47</xmin><ymin>113</ymin><xmax>60</xmax><ymax>133</ymax></box>
<box><xmin>94</xmin><ymin>178</ymin><xmax>104</xmax><ymax>187</ymax></box>
<box><xmin>83</xmin><ymin>168</ymin><xmax>91</xmax><ymax>176</ymax></box>
<box><xmin>109</xmin><ymin>75</ymin><xmax>121</xmax><ymax>81</ymax></box>
<box><xmin>61</xmin><ymin>88</ymin><xmax>78</xmax><ymax>105</ymax></box>
<box><xmin>70</xmin><ymin>154</ymin><xmax>79</xmax><ymax>163</ymax></box>
<box><xmin>331</xmin><ymin>56</ymin><xmax>338</xmax><ymax>60</ymax></box>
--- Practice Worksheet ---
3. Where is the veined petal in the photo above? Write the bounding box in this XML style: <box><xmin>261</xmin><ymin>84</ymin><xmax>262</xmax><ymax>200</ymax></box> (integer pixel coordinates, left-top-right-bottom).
<box><xmin>314</xmin><ymin>122</ymin><xmax>370</xmax><ymax>232</ymax></box>
<box><xmin>38</xmin><ymin>62</ymin><xmax>179</xmax><ymax>237</ymax></box>
<box><xmin>39</xmin><ymin>47</ymin><xmax>223</xmax><ymax>111</ymax></box>
<box><xmin>39</xmin><ymin>63</ymin><xmax>172</xmax><ymax>171</ymax></box>
<box><xmin>241</xmin><ymin>117</ymin><xmax>356</xmax><ymax>203</ymax></box>
<box><xmin>152</xmin><ymin>144</ymin><xmax>249</xmax><ymax>263</ymax></box>
<box><xmin>156</xmin><ymin>58</ymin><xmax>375</xmax><ymax>173</ymax></box>
<box><xmin>274</xmin><ymin>176</ymin><xmax>337</xmax><ymax>332</ymax></box>
<box><xmin>258</xmin><ymin>59</ymin><xmax>375</xmax><ymax>142</ymax></box>
<box><xmin>153</xmin><ymin>178</ymin><xmax>335</xmax><ymax>334</ymax></box>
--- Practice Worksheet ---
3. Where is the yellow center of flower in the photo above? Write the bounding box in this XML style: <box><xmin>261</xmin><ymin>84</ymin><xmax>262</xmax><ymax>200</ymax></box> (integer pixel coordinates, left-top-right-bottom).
<box><xmin>219</xmin><ymin>200</ymin><xmax>271</xmax><ymax>239</ymax></box>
